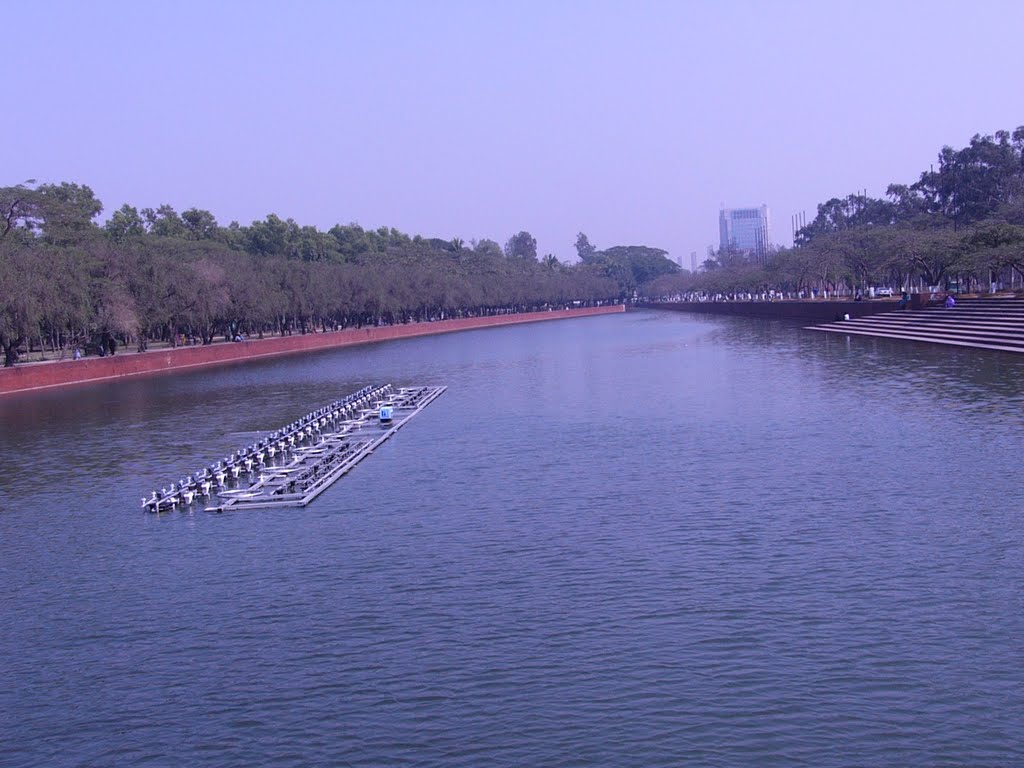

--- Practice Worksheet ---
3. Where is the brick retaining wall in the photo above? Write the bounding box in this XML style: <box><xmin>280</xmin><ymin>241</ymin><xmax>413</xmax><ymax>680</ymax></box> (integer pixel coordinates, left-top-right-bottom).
<box><xmin>0</xmin><ymin>305</ymin><xmax>624</xmax><ymax>395</ymax></box>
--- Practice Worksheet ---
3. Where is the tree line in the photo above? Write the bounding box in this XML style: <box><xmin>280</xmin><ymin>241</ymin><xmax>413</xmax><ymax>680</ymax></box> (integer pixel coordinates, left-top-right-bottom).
<box><xmin>0</xmin><ymin>183</ymin><xmax>677</xmax><ymax>366</ymax></box>
<box><xmin>648</xmin><ymin>126</ymin><xmax>1024</xmax><ymax>300</ymax></box>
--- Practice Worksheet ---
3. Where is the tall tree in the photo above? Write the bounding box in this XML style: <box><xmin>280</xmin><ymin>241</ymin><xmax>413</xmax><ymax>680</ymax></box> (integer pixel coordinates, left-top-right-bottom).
<box><xmin>575</xmin><ymin>232</ymin><xmax>597</xmax><ymax>263</ymax></box>
<box><xmin>246</xmin><ymin>214</ymin><xmax>290</xmax><ymax>257</ymax></box>
<box><xmin>181</xmin><ymin>208</ymin><xmax>219</xmax><ymax>240</ymax></box>
<box><xmin>0</xmin><ymin>182</ymin><xmax>42</xmax><ymax>240</ymax></box>
<box><xmin>36</xmin><ymin>182</ymin><xmax>102</xmax><ymax>244</ymax></box>
<box><xmin>142</xmin><ymin>204</ymin><xmax>188</xmax><ymax>239</ymax></box>
<box><xmin>0</xmin><ymin>241</ymin><xmax>46</xmax><ymax>365</ymax></box>
<box><xmin>504</xmin><ymin>230</ymin><xmax>537</xmax><ymax>261</ymax></box>
<box><xmin>796</xmin><ymin>194</ymin><xmax>896</xmax><ymax>244</ymax></box>
<box><xmin>472</xmin><ymin>238</ymin><xmax>503</xmax><ymax>259</ymax></box>
<box><xmin>104</xmin><ymin>204</ymin><xmax>146</xmax><ymax>241</ymax></box>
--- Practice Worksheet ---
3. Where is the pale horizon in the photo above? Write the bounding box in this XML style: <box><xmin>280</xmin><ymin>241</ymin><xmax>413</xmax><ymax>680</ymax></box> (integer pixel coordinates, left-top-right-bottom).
<box><xmin>7</xmin><ymin>0</ymin><xmax>1023</xmax><ymax>261</ymax></box>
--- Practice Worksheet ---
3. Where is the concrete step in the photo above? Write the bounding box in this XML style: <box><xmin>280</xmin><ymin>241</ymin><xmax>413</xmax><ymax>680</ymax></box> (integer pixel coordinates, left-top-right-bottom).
<box><xmin>805</xmin><ymin>299</ymin><xmax>1024</xmax><ymax>353</ymax></box>
<box><xmin>810</xmin><ymin>325</ymin><xmax>1024</xmax><ymax>353</ymax></box>
<box><xmin>839</xmin><ymin>312</ymin><xmax>1024</xmax><ymax>326</ymax></box>
<box><xmin>859</xmin><ymin>311</ymin><xmax>1024</xmax><ymax>323</ymax></box>
<box><xmin>915</xmin><ymin>310</ymin><xmax>1024</xmax><ymax>318</ymax></box>
<box><xmin>813</xmin><ymin>322</ymin><xmax>1024</xmax><ymax>348</ymax></box>
<box><xmin>915</xmin><ymin>307</ymin><xmax>1024</xmax><ymax>316</ymax></box>
<box><xmin>841</xmin><ymin>318</ymin><xmax>1024</xmax><ymax>335</ymax></box>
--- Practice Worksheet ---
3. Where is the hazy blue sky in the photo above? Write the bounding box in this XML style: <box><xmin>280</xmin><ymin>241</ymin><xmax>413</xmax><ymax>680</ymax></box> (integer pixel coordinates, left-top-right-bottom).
<box><xmin>7</xmin><ymin>0</ymin><xmax>1023</xmax><ymax>263</ymax></box>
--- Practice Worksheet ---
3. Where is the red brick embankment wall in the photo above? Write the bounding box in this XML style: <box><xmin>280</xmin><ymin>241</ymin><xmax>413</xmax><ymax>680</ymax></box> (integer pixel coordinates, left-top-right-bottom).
<box><xmin>638</xmin><ymin>300</ymin><xmax>896</xmax><ymax>321</ymax></box>
<box><xmin>0</xmin><ymin>305</ymin><xmax>624</xmax><ymax>395</ymax></box>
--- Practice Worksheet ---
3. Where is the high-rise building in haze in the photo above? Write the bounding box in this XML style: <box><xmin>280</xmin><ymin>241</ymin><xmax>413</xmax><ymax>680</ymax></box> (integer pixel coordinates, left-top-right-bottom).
<box><xmin>719</xmin><ymin>205</ymin><xmax>771</xmax><ymax>264</ymax></box>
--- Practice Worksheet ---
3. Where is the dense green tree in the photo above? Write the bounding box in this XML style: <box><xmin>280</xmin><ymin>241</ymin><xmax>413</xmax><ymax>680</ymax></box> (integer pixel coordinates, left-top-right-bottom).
<box><xmin>0</xmin><ymin>241</ymin><xmax>46</xmax><ymax>365</ymax></box>
<box><xmin>575</xmin><ymin>232</ymin><xmax>597</xmax><ymax>263</ymax></box>
<box><xmin>472</xmin><ymin>238</ymin><xmax>503</xmax><ymax>259</ymax></box>
<box><xmin>962</xmin><ymin>221</ymin><xmax>1024</xmax><ymax>285</ymax></box>
<box><xmin>290</xmin><ymin>225</ymin><xmax>339</xmax><ymax>262</ymax></box>
<box><xmin>328</xmin><ymin>223</ymin><xmax>375</xmax><ymax>261</ymax></box>
<box><xmin>600</xmin><ymin>246</ymin><xmax>677</xmax><ymax>285</ymax></box>
<box><xmin>0</xmin><ymin>180</ymin><xmax>625</xmax><ymax>364</ymax></box>
<box><xmin>246</xmin><ymin>213</ymin><xmax>291</xmax><ymax>257</ymax></box>
<box><xmin>142</xmin><ymin>204</ymin><xmax>188</xmax><ymax>239</ymax></box>
<box><xmin>504</xmin><ymin>231</ymin><xmax>537</xmax><ymax>261</ymax></box>
<box><xmin>796</xmin><ymin>194</ymin><xmax>896</xmax><ymax>243</ymax></box>
<box><xmin>35</xmin><ymin>182</ymin><xmax>102</xmax><ymax>243</ymax></box>
<box><xmin>104</xmin><ymin>204</ymin><xmax>146</xmax><ymax>241</ymax></box>
<box><xmin>181</xmin><ymin>208</ymin><xmax>219</xmax><ymax>240</ymax></box>
<box><xmin>912</xmin><ymin>131</ymin><xmax>1023</xmax><ymax>229</ymax></box>
<box><xmin>0</xmin><ymin>182</ymin><xmax>42</xmax><ymax>240</ymax></box>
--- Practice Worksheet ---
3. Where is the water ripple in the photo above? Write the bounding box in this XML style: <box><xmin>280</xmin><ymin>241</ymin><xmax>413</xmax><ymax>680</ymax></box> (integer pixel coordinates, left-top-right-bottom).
<box><xmin>2</xmin><ymin>312</ymin><xmax>1023</xmax><ymax>767</ymax></box>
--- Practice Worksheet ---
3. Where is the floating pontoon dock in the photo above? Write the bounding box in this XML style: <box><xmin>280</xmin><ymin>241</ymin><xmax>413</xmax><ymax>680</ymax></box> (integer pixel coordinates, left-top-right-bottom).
<box><xmin>142</xmin><ymin>384</ymin><xmax>446</xmax><ymax>513</ymax></box>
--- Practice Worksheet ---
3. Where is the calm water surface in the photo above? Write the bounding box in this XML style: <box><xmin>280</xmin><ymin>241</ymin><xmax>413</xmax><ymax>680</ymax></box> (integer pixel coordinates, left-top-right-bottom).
<box><xmin>2</xmin><ymin>310</ymin><xmax>1022</xmax><ymax>767</ymax></box>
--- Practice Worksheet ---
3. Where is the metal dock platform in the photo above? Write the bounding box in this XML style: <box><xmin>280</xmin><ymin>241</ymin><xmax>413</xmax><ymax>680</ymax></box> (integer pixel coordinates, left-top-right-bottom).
<box><xmin>142</xmin><ymin>384</ymin><xmax>446</xmax><ymax>513</ymax></box>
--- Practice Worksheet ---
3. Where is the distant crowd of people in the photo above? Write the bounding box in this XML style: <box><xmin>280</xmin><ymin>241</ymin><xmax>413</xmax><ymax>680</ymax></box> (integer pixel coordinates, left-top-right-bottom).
<box><xmin>646</xmin><ymin>289</ymin><xmax>964</xmax><ymax>307</ymax></box>
<box><xmin>649</xmin><ymin>289</ymin><xmax>878</xmax><ymax>303</ymax></box>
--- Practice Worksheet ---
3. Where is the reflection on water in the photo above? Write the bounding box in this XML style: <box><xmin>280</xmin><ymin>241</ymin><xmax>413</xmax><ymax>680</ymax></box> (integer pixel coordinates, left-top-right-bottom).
<box><xmin>2</xmin><ymin>310</ymin><xmax>1023</xmax><ymax>767</ymax></box>
<box><xmin>659</xmin><ymin>313</ymin><xmax>1024</xmax><ymax>428</ymax></box>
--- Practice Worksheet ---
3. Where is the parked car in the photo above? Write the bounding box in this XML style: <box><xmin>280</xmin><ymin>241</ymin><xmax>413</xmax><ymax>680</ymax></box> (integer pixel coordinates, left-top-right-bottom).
<box><xmin>874</xmin><ymin>287</ymin><xmax>894</xmax><ymax>297</ymax></box>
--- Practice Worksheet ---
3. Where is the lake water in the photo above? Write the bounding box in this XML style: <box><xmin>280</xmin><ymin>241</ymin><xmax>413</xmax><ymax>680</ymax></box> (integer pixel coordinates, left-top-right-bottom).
<box><xmin>2</xmin><ymin>310</ymin><xmax>1022</xmax><ymax>767</ymax></box>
